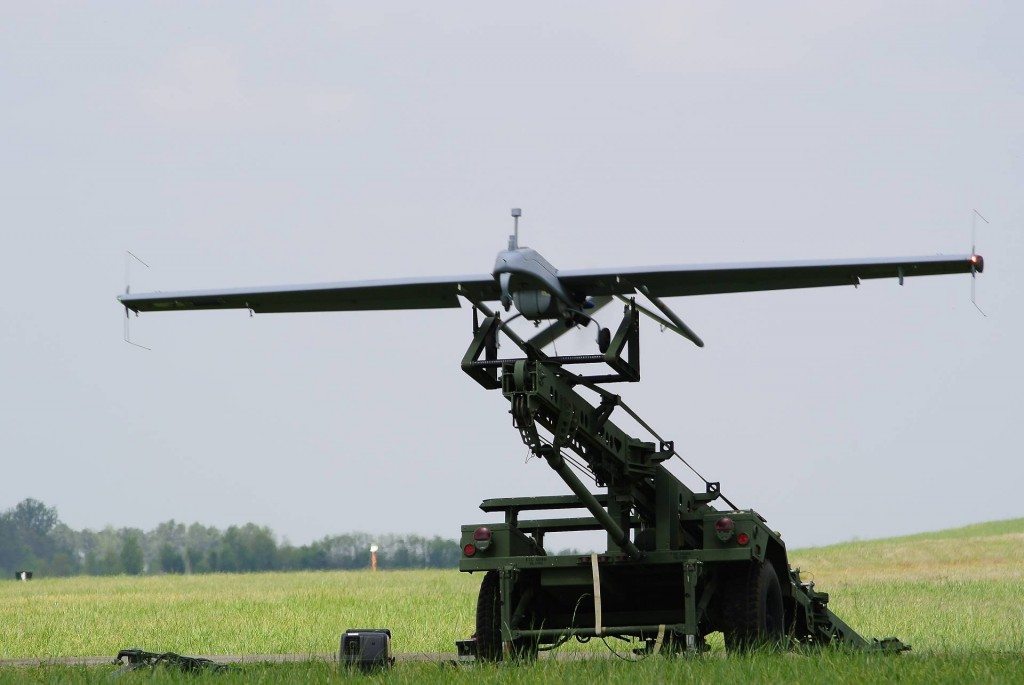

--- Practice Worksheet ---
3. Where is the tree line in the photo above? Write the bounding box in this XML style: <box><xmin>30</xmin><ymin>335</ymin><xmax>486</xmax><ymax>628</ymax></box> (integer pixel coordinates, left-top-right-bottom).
<box><xmin>0</xmin><ymin>498</ymin><xmax>466</xmax><ymax>577</ymax></box>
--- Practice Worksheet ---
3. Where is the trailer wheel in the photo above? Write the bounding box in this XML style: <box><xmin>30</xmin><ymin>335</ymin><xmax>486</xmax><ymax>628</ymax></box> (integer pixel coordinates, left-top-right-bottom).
<box><xmin>475</xmin><ymin>571</ymin><xmax>503</xmax><ymax>661</ymax></box>
<box><xmin>474</xmin><ymin>570</ymin><xmax>539</xmax><ymax>662</ymax></box>
<box><xmin>720</xmin><ymin>561</ymin><xmax>785</xmax><ymax>651</ymax></box>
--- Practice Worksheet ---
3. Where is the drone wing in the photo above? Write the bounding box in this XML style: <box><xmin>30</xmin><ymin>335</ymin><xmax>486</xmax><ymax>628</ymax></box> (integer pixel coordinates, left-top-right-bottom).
<box><xmin>559</xmin><ymin>254</ymin><xmax>982</xmax><ymax>298</ymax></box>
<box><xmin>118</xmin><ymin>274</ymin><xmax>500</xmax><ymax>314</ymax></box>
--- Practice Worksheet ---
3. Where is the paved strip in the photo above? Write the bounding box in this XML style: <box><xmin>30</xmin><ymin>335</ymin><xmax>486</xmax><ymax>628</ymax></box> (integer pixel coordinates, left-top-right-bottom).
<box><xmin>0</xmin><ymin>650</ymin><xmax>615</xmax><ymax>668</ymax></box>
<box><xmin>0</xmin><ymin>653</ymin><xmax>468</xmax><ymax>668</ymax></box>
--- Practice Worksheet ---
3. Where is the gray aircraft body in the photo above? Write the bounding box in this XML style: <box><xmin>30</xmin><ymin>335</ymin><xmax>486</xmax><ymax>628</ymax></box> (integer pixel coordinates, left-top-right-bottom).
<box><xmin>119</xmin><ymin>211</ymin><xmax>983</xmax><ymax>348</ymax></box>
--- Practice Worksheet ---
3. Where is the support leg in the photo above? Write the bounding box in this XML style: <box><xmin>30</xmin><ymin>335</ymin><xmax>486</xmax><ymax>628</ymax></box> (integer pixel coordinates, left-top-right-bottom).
<box><xmin>683</xmin><ymin>561</ymin><xmax>703</xmax><ymax>652</ymax></box>
<box><xmin>499</xmin><ymin>568</ymin><xmax>515</xmax><ymax>656</ymax></box>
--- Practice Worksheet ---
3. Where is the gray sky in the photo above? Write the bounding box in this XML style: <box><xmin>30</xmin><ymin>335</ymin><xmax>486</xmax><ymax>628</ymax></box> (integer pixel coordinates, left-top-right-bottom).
<box><xmin>1</xmin><ymin>3</ymin><xmax>1021</xmax><ymax>549</ymax></box>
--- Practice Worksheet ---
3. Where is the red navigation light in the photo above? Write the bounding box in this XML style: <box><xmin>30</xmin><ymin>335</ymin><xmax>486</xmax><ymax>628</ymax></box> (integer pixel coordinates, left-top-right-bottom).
<box><xmin>473</xmin><ymin>526</ymin><xmax>492</xmax><ymax>541</ymax></box>
<box><xmin>715</xmin><ymin>517</ymin><xmax>735</xmax><ymax>533</ymax></box>
<box><xmin>463</xmin><ymin>543</ymin><xmax>477</xmax><ymax>557</ymax></box>
<box><xmin>736</xmin><ymin>533</ymin><xmax>750</xmax><ymax>546</ymax></box>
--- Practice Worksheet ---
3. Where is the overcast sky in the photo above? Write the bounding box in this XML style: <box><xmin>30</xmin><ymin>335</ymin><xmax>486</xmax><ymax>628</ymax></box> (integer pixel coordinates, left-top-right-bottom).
<box><xmin>1</xmin><ymin>3</ymin><xmax>1021</xmax><ymax>550</ymax></box>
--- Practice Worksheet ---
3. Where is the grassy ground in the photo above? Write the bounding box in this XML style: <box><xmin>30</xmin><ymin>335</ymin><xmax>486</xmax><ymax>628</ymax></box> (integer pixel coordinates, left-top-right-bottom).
<box><xmin>2</xmin><ymin>518</ymin><xmax>1022</xmax><ymax>683</ymax></box>
<box><xmin>4</xmin><ymin>653</ymin><xmax>1024</xmax><ymax>685</ymax></box>
<box><xmin>786</xmin><ymin>518</ymin><xmax>1024</xmax><ymax>656</ymax></box>
<box><xmin>0</xmin><ymin>569</ymin><xmax>474</xmax><ymax>657</ymax></box>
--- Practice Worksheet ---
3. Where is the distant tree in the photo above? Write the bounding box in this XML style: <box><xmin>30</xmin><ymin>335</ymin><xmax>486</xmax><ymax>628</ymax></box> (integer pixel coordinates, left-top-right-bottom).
<box><xmin>185</xmin><ymin>546</ymin><xmax>207</xmax><ymax>574</ymax></box>
<box><xmin>147</xmin><ymin>520</ymin><xmax>187</xmax><ymax>572</ymax></box>
<box><xmin>82</xmin><ymin>548</ymin><xmax>98</xmax><ymax>575</ymax></box>
<box><xmin>3</xmin><ymin>499</ymin><xmax>59</xmax><ymax>570</ymax></box>
<box><xmin>99</xmin><ymin>547</ymin><xmax>122</xmax><ymax>575</ymax></box>
<box><xmin>278</xmin><ymin>539</ymin><xmax>331</xmax><ymax>571</ymax></box>
<box><xmin>245</xmin><ymin>525</ymin><xmax>278</xmax><ymax>571</ymax></box>
<box><xmin>219</xmin><ymin>524</ymin><xmax>278</xmax><ymax>572</ymax></box>
<box><xmin>184</xmin><ymin>523</ymin><xmax>221</xmax><ymax>573</ymax></box>
<box><xmin>47</xmin><ymin>524</ymin><xmax>82</xmax><ymax>576</ymax></box>
<box><xmin>11</xmin><ymin>499</ymin><xmax>58</xmax><ymax>537</ymax></box>
<box><xmin>0</xmin><ymin>513</ymin><xmax>31</xmax><ymax>576</ymax></box>
<box><xmin>48</xmin><ymin>550</ymin><xmax>77</xmax><ymax>576</ymax></box>
<box><xmin>204</xmin><ymin>549</ymin><xmax>220</xmax><ymax>572</ymax></box>
<box><xmin>320</xmin><ymin>534</ymin><xmax>368</xmax><ymax>569</ymax></box>
<box><xmin>298</xmin><ymin>542</ymin><xmax>329</xmax><ymax>570</ymax></box>
<box><xmin>121</xmin><ymin>533</ymin><xmax>144</xmax><ymax>575</ymax></box>
<box><xmin>158</xmin><ymin>543</ymin><xmax>185</xmax><ymax>574</ymax></box>
<box><xmin>425</xmin><ymin>536</ymin><xmax>459</xmax><ymax>568</ymax></box>
<box><xmin>0</xmin><ymin>497</ymin><xmax>464</xmax><ymax>576</ymax></box>
<box><xmin>387</xmin><ymin>544</ymin><xmax>411</xmax><ymax>569</ymax></box>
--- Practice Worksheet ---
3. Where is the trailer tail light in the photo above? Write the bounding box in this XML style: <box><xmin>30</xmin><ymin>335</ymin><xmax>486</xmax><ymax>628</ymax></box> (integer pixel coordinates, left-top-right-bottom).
<box><xmin>473</xmin><ymin>527</ymin><xmax>492</xmax><ymax>552</ymax></box>
<box><xmin>463</xmin><ymin>543</ymin><xmax>477</xmax><ymax>557</ymax></box>
<box><xmin>714</xmin><ymin>516</ymin><xmax>735</xmax><ymax>541</ymax></box>
<box><xmin>736</xmin><ymin>532</ymin><xmax>750</xmax><ymax>546</ymax></box>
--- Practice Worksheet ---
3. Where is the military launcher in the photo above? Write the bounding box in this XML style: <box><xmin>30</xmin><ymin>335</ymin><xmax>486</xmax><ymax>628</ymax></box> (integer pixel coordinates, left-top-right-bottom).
<box><xmin>458</xmin><ymin>298</ymin><xmax>907</xmax><ymax>656</ymax></box>
<box><xmin>119</xmin><ymin>209</ymin><xmax>983</xmax><ymax>658</ymax></box>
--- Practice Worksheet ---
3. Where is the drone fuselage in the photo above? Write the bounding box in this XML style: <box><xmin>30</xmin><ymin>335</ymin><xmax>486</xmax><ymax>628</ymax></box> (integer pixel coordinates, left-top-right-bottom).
<box><xmin>492</xmin><ymin>246</ymin><xmax>579</xmax><ymax>320</ymax></box>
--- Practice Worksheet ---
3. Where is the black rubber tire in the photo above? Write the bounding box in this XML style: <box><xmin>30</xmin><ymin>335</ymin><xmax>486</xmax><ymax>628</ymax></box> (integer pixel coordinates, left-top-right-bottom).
<box><xmin>720</xmin><ymin>561</ymin><xmax>786</xmax><ymax>651</ymax></box>
<box><xmin>475</xmin><ymin>570</ymin><xmax>503</xmax><ymax>661</ymax></box>
<box><xmin>474</xmin><ymin>570</ymin><xmax>539</xmax><ymax>662</ymax></box>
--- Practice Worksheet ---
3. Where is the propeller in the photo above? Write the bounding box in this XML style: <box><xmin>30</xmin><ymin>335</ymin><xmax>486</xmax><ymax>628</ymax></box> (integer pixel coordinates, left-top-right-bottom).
<box><xmin>971</xmin><ymin>209</ymin><xmax>988</xmax><ymax>316</ymax></box>
<box><xmin>123</xmin><ymin>251</ymin><xmax>152</xmax><ymax>350</ymax></box>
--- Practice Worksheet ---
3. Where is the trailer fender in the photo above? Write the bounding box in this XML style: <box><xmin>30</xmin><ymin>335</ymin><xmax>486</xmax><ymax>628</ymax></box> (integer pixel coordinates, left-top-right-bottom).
<box><xmin>763</xmin><ymin>539</ymin><xmax>797</xmax><ymax>633</ymax></box>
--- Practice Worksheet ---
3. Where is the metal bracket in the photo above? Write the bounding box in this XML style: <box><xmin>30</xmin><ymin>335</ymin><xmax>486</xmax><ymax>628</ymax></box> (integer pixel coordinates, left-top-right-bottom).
<box><xmin>462</xmin><ymin>300</ymin><xmax>642</xmax><ymax>388</ymax></box>
<box><xmin>682</xmin><ymin>560</ymin><xmax>704</xmax><ymax>649</ymax></box>
<box><xmin>461</xmin><ymin>314</ymin><xmax>502</xmax><ymax>389</ymax></box>
<box><xmin>595</xmin><ymin>394</ymin><xmax>619</xmax><ymax>429</ymax></box>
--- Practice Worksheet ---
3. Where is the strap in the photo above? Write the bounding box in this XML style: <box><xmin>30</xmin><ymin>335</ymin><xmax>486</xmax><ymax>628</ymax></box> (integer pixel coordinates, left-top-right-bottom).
<box><xmin>590</xmin><ymin>552</ymin><xmax>602</xmax><ymax>636</ymax></box>
<box><xmin>653</xmin><ymin>624</ymin><xmax>666</xmax><ymax>654</ymax></box>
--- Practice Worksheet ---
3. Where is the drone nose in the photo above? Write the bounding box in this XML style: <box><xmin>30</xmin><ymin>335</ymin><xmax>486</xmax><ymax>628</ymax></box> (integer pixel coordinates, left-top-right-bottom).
<box><xmin>499</xmin><ymin>272</ymin><xmax>513</xmax><ymax>311</ymax></box>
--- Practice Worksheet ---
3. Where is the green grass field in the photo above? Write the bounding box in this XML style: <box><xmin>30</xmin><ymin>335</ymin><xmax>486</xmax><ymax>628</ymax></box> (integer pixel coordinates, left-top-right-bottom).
<box><xmin>2</xmin><ymin>519</ymin><xmax>1022</xmax><ymax>683</ymax></box>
